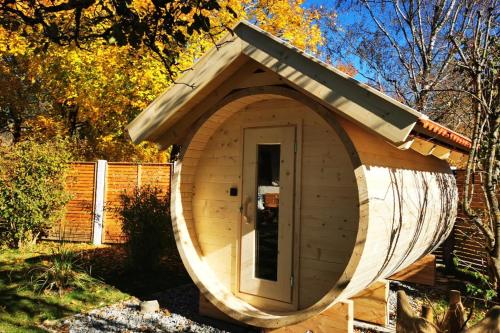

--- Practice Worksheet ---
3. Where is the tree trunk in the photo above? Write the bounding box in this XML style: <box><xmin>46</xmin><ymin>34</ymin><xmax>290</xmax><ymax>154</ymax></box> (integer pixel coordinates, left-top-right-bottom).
<box><xmin>487</xmin><ymin>116</ymin><xmax>500</xmax><ymax>284</ymax></box>
<box><xmin>463</xmin><ymin>74</ymin><xmax>497</xmax><ymax>285</ymax></box>
<box><xmin>67</xmin><ymin>104</ymin><xmax>80</xmax><ymax>137</ymax></box>
<box><xmin>12</xmin><ymin>119</ymin><xmax>22</xmax><ymax>143</ymax></box>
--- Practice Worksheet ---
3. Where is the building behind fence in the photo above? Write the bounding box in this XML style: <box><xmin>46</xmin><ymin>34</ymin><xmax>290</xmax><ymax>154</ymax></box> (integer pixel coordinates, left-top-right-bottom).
<box><xmin>47</xmin><ymin>161</ymin><xmax>171</xmax><ymax>244</ymax></box>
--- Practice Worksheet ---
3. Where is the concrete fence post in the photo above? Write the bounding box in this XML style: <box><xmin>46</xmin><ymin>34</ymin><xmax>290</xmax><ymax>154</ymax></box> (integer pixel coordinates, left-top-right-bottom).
<box><xmin>92</xmin><ymin>160</ymin><xmax>107</xmax><ymax>245</ymax></box>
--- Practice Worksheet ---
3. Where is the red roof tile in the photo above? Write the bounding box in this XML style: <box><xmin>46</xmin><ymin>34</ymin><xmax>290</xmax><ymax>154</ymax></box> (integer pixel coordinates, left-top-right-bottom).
<box><xmin>416</xmin><ymin>118</ymin><xmax>472</xmax><ymax>150</ymax></box>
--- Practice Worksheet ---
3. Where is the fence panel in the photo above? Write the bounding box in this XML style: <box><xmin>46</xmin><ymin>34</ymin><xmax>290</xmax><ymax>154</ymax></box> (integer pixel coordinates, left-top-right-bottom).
<box><xmin>103</xmin><ymin>163</ymin><xmax>171</xmax><ymax>244</ymax></box>
<box><xmin>47</xmin><ymin>162</ymin><xmax>96</xmax><ymax>242</ymax></box>
<box><xmin>452</xmin><ymin>170</ymin><xmax>491</xmax><ymax>275</ymax></box>
<box><xmin>434</xmin><ymin>170</ymin><xmax>497</xmax><ymax>276</ymax></box>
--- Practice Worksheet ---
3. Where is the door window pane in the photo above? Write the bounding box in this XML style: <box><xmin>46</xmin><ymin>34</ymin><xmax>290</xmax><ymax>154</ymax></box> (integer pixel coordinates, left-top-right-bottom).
<box><xmin>255</xmin><ymin>144</ymin><xmax>280</xmax><ymax>281</ymax></box>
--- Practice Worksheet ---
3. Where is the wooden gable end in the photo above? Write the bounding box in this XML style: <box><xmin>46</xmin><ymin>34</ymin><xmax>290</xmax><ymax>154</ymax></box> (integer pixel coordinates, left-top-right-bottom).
<box><xmin>127</xmin><ymin>21</ymin><xmax>426</xmax><ymax>148</ymax></box>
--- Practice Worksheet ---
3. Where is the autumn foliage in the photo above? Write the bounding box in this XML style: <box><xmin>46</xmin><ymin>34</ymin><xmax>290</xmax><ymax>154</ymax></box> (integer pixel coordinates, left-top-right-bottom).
<box><xmin>0</xmin><ymin>0</ymin><xmax>326</xmax><ymax>162</ymax></box>
<box><xmin>0</xmin><ymin>139</ymin><xmax>71</xmax><ymax>248</ymax></box>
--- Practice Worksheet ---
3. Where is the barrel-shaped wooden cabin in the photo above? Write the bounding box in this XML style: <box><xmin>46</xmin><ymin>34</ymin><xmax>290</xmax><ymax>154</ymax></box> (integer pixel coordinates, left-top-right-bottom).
<box><xmin>127</xmin><ymin>22</ymin><xmax>471</xmax><ymax>328</ymax></box>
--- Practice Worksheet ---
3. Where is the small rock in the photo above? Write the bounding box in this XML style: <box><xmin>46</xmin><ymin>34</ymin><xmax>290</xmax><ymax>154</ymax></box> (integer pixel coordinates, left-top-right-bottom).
<box><xmin>140</xmin><ymin>300</ymin><xmax>160</xmax><ymax>313</ymax></box>
<box><xmin>43</xmin><ymin>319</ymin><xmax>58</xmax><ymax>327</ymax></box>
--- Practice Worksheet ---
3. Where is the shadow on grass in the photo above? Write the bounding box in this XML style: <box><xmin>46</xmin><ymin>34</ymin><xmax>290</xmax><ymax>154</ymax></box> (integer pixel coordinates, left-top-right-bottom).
<box><xmin>75</xmin><ymin>245</ymin><xmax>191</xmax><ymax>298</ymax></box>
<box><xmin>1</xmin><ymin>244</ymin><xmax>254</xmax><ymax>332</ymax></box>
<box><xmin>0</xmin><ymin>245</ymin><xmax>128</xmax><ymax>333</ymax></box>
<box><xmin>20</xmin><ymin>244</ymin><xmax>190</xmax><ymax>298</ymax></box>
<box><xmin>0</xmin><ymin>267</ymin><xmax>75</xmax><ymax>332</ymax></box>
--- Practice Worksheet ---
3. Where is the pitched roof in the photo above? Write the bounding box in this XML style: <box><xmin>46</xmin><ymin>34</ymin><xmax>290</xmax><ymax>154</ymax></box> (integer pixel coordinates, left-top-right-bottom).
<box><xmin>127</xmin><ymin>21</ymin><xmax>471</xmax><ymax>155</ymax></box>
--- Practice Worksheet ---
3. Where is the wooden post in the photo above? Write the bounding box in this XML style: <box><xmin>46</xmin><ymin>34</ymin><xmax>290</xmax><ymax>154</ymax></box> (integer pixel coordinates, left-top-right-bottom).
<box><xmin>137</xmin><ymin>164</ymin><xmax>142</xmax><ymax>188</ymax></box>
<box><xmin>442</xmin><ymin>290</ymin><xmax>465</xmax><ymax>333</ymax></box>
<box><xmin>351</xmin><ymin>280</ymin><xmax>389</xmax><ymax>326</ymax></box>
<box><xmin>92</xmin><ymin>159</ymin><xmax>107</xmax><ymax>245</ymax></box>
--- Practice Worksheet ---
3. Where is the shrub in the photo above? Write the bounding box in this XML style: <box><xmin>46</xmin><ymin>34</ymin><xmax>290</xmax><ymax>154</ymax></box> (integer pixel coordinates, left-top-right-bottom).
<box><xmin>0</xmin><ymin>139</ymin><xmax>71</xmax><ymax>248</ymax></box>
<box><xmin>28</xmin><ymin>244</ymin><xmax>96</xmax><ymax>295</ymax></box>
<box><xmin>453</xmin><ymin>255</ymin><xmax>497</xmax><ymax>302</ymax></box>
<box><xmin>119</xmin><ymin>185</ymin><xmax>175</xmax><ymax>270</ymax></box>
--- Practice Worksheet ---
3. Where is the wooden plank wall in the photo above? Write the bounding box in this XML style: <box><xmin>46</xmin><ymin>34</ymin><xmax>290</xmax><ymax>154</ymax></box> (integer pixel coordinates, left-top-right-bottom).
<box><xmin>46</xmin><ymin>162</ymin><xmax>171</xmax><ymax>244</ymax></box>
<box><xmin>189</xmin><ymin>98</ymin><xmax>359</xmax><ymax>310</ymax></box>
<box><xmin>103</xmin><ymin>163</ymin><xmax>171</xmax><ymax>243</ymax></box>
<box><xmin>47</xmin><ymin>162</ymin><xmax>97</xmax><ymax>242</ymax></box>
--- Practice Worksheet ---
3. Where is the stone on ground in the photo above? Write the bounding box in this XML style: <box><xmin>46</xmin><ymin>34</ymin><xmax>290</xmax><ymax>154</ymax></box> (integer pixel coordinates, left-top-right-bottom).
<box><xmin>140</xmin><ymin>300</ymin><xmax>160</xmax><ymax>313</ymax></box>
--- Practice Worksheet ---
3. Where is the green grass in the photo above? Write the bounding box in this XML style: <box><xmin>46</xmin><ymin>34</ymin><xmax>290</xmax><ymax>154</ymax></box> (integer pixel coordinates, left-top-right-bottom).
<box><xmin>0</xmin><ymin>243</ymin><xmax>130</xmax><ymax>333</ymax></box>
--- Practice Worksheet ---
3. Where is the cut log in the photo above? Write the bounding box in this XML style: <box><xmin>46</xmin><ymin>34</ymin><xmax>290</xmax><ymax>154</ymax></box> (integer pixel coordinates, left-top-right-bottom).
<box><xmin>441</xmin><ymin>290</ymin><xmax>465</xmax><ymax>333</ymax></box>
<box><xmin>396</xmin><ymin>290</ymin><xmax>438</xmax><ymax>333</ymax></box>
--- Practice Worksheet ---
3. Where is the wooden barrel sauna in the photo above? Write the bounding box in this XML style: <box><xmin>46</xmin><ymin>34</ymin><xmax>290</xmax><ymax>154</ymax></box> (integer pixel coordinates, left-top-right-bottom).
<box><xmin>170</xmin><ymin>87</ymin><xmax>457</xmax><ymax>328</ymax></box>
<box><xmin>127</xmin><ymin>21</ymin><xmax>467</xmax><ymax>329</ymax></box>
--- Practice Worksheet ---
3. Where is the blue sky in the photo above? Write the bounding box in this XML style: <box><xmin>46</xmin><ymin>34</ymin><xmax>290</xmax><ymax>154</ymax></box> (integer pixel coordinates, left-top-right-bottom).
<box><xmin>302</xmin><ymin>0</ymin><xmax>371</xmax><ymax>81</ymax></box>
<box><xmin>304</xmin><ymin>0</ymin><xmax>371</xmax><ymax>29</ymax></box>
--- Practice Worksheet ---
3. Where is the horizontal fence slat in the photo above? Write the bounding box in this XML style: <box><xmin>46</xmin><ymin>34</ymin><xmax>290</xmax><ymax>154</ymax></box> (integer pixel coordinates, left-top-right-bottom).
<box><xmin>46</xmin><ymin>162</ymin><xmax>97</xmax><ymax>242</ymax></box>
<box><xmin>103</xmin><ymin>163</ymin><xmax>172</xmax><ymax>244</ymax></box>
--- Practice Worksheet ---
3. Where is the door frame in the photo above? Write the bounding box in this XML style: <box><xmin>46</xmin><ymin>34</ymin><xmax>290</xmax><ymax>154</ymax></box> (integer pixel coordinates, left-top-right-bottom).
<box><xmin>235</xmin><ymin>120</ymin><xmax>302</xmax><ymax>312</ymax></box>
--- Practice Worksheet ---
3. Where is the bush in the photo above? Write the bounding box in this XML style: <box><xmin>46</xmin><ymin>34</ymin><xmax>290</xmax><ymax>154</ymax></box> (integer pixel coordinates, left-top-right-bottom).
<box><xmin>28</xmin><ymin>244</ymin><xmax>96</xmax><ymax>295</ymax></box>
<box><xmin>0</xmin><ymin>139</ymin><xmax>71</xmax><ymax>248</ymax></box>
<box><xmin>119</xmin><ymin>185</ymin><xmax>175</xmax><ymax>270</ymax></box>
<box><xmin>453</xmin><ymin>255</ymin><xmax>497</xmax><ymax>302</ymax></box>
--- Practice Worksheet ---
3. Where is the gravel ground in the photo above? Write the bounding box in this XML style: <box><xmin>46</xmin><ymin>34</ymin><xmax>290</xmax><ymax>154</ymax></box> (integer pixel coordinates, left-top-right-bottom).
<box><xmin>61</xmin><ymin>300</ymin><xmax>227</xmax><ymax>333</ymax></box>
<box><xmin>44</xmin><ymin>282</ymin><xmax>422</xmax><ymax>333</ymax></box>
<box><xmin>43</xmin><ymin>284</ymin><xmax>255</xmax><ymax>333</ymax></box>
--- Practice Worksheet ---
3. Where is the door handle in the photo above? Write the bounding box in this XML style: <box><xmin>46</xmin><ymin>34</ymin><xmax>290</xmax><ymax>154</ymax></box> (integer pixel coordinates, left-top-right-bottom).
<box><xmin>242</xmin><ymin>197</ymin><xmax>252</xmax><ymax>224</ymax></box>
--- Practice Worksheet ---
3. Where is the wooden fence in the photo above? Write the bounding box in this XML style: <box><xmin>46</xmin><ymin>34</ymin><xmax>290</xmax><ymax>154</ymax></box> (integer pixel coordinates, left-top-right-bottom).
<box><xmin>434</xmin><ymin>170</ymin><xmax>497</xmax><ymax>276</ymax></box>
<box><xmin>47</xmin><ymin>161</ymin><xmax>172</xmax><ymax>244</ymax></box>
<box><xmin>450</xmin><ymin>170</ymin><xmax>491</xmax><ymax>275</ymax></box>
